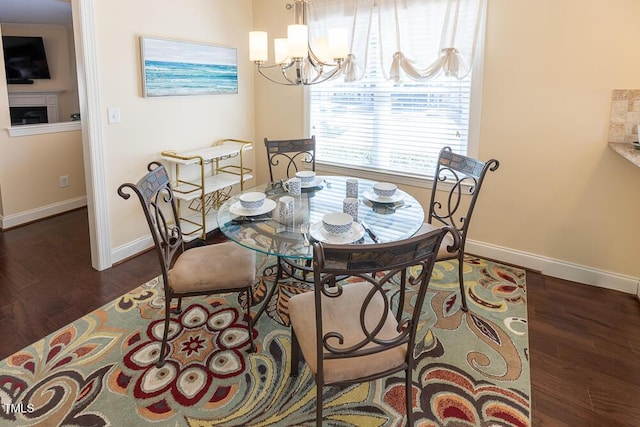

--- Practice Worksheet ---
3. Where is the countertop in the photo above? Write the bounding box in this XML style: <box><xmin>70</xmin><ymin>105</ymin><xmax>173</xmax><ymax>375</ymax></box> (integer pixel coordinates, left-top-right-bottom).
<box><xmin>608</xmin><ymin>142</ymin><xmax>640</xmax><ymax>167</ymax></box>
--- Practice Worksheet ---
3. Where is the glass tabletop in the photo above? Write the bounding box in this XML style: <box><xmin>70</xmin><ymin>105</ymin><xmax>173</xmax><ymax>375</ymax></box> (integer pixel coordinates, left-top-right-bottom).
<box><xmin>217</xmin><ymin>176</ymin><xmax>425</xmax><ymax>259</ymax></box>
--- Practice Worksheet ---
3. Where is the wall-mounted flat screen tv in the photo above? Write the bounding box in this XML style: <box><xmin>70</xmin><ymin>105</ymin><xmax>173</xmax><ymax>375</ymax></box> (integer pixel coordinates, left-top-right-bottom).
<box><xmin>2</xmin><ymin>36</ymin><xmax>51</xmax><ymax>83</ymax></box>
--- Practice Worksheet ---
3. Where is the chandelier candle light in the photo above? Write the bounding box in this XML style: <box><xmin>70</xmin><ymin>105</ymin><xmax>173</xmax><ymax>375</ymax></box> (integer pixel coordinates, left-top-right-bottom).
<box><xmin>249</xmin><ymin>0</ymin><xmax>349</xmax><ymax>85</ymax></box>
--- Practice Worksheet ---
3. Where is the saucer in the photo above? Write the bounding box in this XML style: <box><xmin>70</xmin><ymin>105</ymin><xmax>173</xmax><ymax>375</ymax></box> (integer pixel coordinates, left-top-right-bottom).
<box><xmin>362</xmin><ymin>190</ymin><xmax>404</xmax><ymax>204</ymax></box>
<box><xmin>310</xmin><ymin>220</ymin><xmax>365</xmax><ymax>244</ymax></box>
<box><xmin>229</xmin><ymin>199</ymin><xmax>276</xmax><ymax>216</ymax></box>
<box><xmin>301</xmin><ymin>177</ymin><xmax>324</xmax><ymax>189</ymax></box>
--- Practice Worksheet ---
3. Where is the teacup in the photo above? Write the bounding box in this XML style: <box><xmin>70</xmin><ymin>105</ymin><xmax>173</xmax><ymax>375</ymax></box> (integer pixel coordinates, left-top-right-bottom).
<box><xmin>372</xmin><ymin>182</ymin><xmax>397</xmax><ymax>198</ymax></box>
<box><xmin>322</xmin><ymin>212</ymin><xmax>353</xmax><ymax>235</ymax></box>
<box><xmin>295</xmin><ymin>170</ymin><xmax>316</xmax><ymax>185</ymax></box>
<box><xmin>239</xmin><ymin>192</ymin><xmax>266</xmax><ymax>210</ymax></box>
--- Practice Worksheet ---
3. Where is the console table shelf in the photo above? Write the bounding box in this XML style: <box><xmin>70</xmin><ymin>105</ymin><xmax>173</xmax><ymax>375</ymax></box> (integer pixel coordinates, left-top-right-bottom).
<box><xmin>161</xmin><ymin>138</ymin><xmax>253</xmax><ymax>241</ymax></box>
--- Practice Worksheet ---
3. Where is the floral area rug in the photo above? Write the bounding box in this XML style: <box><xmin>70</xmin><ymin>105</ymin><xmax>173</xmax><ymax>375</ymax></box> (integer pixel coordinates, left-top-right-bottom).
<box><xmin>0</xmin><ymin>254</ymin><xmax>530</xmax><ymax>427</ymax></box>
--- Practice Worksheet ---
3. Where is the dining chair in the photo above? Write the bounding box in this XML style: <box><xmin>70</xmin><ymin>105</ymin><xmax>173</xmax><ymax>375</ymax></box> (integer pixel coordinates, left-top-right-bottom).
<box><xmin>263</xmin><ymin>136</ymin><xmax>317</xmax><ymax>288</ymax></box>
<box><xmin>118</xmin><ymin>161</ymin><xmax>256</xmax><ymax>367</ymax></box>
<box><xmin>418</xmin><ymin>146</ymin><xmax>499</xmax><ymax>312</ymax></box>
<box><xmin>264</xmin><ymin>136</ymin><xmax>316</xmax><ymax>181</ymax></box>
<box><xmin>289</xmin><ymin>226</ymin><xmax>457</xmax><ymax>426</ymax></box>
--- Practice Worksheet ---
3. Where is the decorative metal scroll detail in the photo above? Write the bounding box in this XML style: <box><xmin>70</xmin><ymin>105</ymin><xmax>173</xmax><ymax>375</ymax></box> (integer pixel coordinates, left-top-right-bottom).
<box><xmin>429</xmin><ymin>147</ymin><xmax>500</xmax><ymax>236</ymax></box>
<box><xmin>117</xmin><ymin>162</ymin><xmax>184</xmax><ymax>279</ymax></box>
<box><xmin>313</xmin><ymin>230</ymin><xmax>449</xmax><ymax>358</ymax></box>
<box><xmin>268</xmin><ymin>152</ymin><xmax>314</xmax><ymax>178</ymax></box>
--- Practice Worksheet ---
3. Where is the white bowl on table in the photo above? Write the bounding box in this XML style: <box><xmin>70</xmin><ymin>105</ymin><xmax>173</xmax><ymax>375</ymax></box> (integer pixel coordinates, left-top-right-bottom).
<box><xmin>295</xmin><ymin>170</ymin><xmax>316</xmax><ymax>185</ymax></box>
<box><xmin>322</xmin><ymin>212</ymin><xmax>353</xmax><ymax>235</ymax></box>
<box><xmin>372</xmin><ymin>182</ymin><xmax>397</xmax><ymax>198</ymax></box>
<box><xmin>239</xmin><ymin>192</ymin><xmax>266</xmax><ymax>210</ymax></box>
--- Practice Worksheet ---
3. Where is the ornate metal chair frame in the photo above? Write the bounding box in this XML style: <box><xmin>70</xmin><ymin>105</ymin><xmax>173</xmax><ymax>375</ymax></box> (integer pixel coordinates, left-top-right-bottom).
<box><xmin>264</xmin><ymin>136</ymin><xmax>316</xmax><ymax>181</ymax></box>
<box><xmin>424</xmin><ymin>146</ymin><xmax>499</xmax><ymax>311</ymax></box>
<box><xmin>118</xmin><ymin>161</ymin><xmax>255</xmax><ymax>367</ymax></box>
<box><xmin>289</xmin><ymin>226</ymin><xmax>458</xmax><ymax>426</ymax></box>
<box><xmin>262</xmin><ymin>136</ymin><xmax>318</xmax><ymax>295</ymax></box>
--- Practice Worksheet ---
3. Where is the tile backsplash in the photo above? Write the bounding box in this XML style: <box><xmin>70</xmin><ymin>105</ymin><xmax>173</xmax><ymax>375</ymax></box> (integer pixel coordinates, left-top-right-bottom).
<box><xmin>609</xmin><ymin>89</ymin><xmax>640</xmax><ymax>143</ymax></box>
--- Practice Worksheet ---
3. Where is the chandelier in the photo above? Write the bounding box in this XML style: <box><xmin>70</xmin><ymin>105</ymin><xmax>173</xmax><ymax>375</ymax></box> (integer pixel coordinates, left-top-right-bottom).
<box><xmin>249</xmin><ymin>0</ymin><xmax>348</xmax><ymax>86</ymax></box>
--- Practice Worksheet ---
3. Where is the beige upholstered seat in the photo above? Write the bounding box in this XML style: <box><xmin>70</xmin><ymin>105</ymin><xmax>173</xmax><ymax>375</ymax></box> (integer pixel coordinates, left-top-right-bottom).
<box><xmin>289</xmin><ymin>227</ymin><xmax>455</xmax><ymax>426</ymax></box>
<box><xmin>168</xmin><ymin>241</ymin><xmax>255</xmax><ymax>293</ymax></box>
<box><xmin>418</xmin><ymin>146</ymin><xmax>499</xmax><ymax>312</ymax></box>
<box><xmin>118</xmin><ymin>161</ymin><xmax>257</xmax><ymax>367</ymax></box>
<box><xmin>289</xmin><ymin>282</ymin><xmax>407</xmax><ymax>385</ymax></box>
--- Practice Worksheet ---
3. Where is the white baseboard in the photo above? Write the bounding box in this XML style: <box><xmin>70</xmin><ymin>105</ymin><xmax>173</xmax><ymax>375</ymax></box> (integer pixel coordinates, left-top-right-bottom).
<box><xmin>0</xmin><ymin>197</ymin><xmax>87</xmax><ymax>229</ymax></box>
<box><xmin>108</xmin><ymin>233</ymin><xmax>640</xmax><ymax>296</ymax></box>
<box><xmin>466</xmin><ymin>239</ymin><xmax>639</xmax><ymax>295</ymax></box>
<box><xmin>111</xmin><ymin>234</ymin><xmax>154</xmax><ymax>265</ymax></box>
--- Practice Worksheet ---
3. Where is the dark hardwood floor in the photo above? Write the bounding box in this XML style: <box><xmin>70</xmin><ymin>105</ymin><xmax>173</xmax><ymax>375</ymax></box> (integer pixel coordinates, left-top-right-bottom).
<box><xmin>1</xmin><ymin>208</ymin><xmax>639</xmax><ymax>425</ymax></box>
<box><xmin>0</xmin><ymin>208</ymin><xmax>159</xmax><ymax>357</ymax></box>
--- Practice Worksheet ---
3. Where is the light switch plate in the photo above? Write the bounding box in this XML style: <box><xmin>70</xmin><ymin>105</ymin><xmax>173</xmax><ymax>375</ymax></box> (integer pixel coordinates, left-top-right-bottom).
<box><xmin>107</xmin><ymin>107</ymin><xmax>121</xmax><ymax>124</ymax></box>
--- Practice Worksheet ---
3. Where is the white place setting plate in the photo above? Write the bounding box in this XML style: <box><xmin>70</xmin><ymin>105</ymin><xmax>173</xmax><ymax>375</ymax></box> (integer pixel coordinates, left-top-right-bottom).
<box><xmin>310</xmin><ymin>220</ymin><xmax>365</xmax><ymax>244</ymax></box>
<box><xmin>362</xmin><ymin>190</ymin><xmax>404</xmax><ymax>204</ymax></box>
<box><xmin>301</xmin><ymin>177</ymin><xmax>324</xmax><ymax>189</ymax></box>
<box><xmin>229</xmin><ymin>199</ymin><xmax>276</xmax><ymax>216</ymax></box>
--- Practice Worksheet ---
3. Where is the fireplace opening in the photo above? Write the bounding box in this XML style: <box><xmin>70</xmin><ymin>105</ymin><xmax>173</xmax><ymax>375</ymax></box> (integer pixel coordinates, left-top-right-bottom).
<box><xmin>10</xmin><ymin>106</ymin><xmax>48</xmax><ymax>125</ymax></box>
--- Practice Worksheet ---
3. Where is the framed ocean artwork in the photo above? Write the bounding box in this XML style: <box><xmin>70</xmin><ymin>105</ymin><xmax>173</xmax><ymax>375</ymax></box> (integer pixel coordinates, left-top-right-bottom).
<box><xmin>140</xmin><ymin>37</ymin><xmax>238</xmax><ymax>97</ymax></box>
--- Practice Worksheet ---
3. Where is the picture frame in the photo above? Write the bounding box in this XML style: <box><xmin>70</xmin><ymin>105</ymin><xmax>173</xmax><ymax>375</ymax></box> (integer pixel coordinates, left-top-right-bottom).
<box><xmin>140</xmin><ymin>36</ymin><xmax>238</xmax><ymax>97</ymax></box>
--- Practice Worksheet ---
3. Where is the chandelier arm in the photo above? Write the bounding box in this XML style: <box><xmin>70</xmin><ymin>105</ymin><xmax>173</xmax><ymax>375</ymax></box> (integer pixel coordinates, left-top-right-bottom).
<box><xmin>256</xmin><ymin>64</ymin><xmax>300</xmax><ymax>86</ymax></box>
<box><xmin>307</xmin><ymin>47</ymin><xmax>339</xmax><ymax>68</ymax></box>
<box><xmin>256</xmin><ymin>62</ymin><xmax>344</xmax><ymax>86</ymax></box>
<box><xmin>255</xmin><ymin>60</ymin><xmax>294</xmax><ymax>70</ymax></box>
<box><xmin>303</xmin><ymin>63</ymin><xmax>344</xmax><ymax>85</ymax></box>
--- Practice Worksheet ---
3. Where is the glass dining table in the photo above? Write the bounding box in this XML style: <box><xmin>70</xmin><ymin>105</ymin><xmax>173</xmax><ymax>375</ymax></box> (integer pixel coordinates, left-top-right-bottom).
<box><xmin>216</xmin><ymin>175</ymin><xmax>425</xmax><ymax>319</ymax></box>
<box><xmin>218</xmin><ymin>176</ymin><xmax>424</xmax><ymax>254</ymax></box>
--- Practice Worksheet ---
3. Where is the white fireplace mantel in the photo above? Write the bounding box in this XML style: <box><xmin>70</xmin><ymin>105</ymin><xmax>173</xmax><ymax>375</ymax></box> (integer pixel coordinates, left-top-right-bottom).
<box><xmin>8</xmin><ymin>91</ymin><xmax>60</xmax><ymax>123</ymax></box>
<box><xmin>7</xmin><ymin>121</ymin><xmax>82</xmax><ymax>137</ymax></box>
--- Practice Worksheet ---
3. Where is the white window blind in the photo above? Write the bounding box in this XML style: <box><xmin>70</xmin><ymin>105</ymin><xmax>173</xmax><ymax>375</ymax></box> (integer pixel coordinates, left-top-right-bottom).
<box><xmin>309</xmin><ymin>6</ymin><xmax>472</xmax><ymax>179</ymax></box>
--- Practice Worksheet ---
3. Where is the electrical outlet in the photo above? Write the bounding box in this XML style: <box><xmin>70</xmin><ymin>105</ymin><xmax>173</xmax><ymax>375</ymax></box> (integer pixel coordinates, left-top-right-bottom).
<box><xmin>59</xmin><ymin>175</ymin><xmax>69</xmax><ymax>187</ymax></box>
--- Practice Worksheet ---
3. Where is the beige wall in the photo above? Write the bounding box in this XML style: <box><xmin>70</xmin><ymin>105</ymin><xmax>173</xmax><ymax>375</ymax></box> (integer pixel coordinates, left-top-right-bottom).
<box><xmin>96</xmin><ymin>0</ymin><xmax>255</xmax><ymax>249</ymax></box>
<box><xmin>475</xmin><ymin>0</ymin><xmax>640</xmax><ymax>278</ymax></box>
<box><xmin>2</xmin><ymin>1</ymin><xmax>638</xmax><ymax>287</ymax></box>
<box><xmin>253</xmin><ymin>0</ymin><xmax>640</xmax><ymax>286</ymax></box>
<box><xmin>0</xmin><ymin>24</ymin><xmax>84</xmax><ymax>220</ymax></box>
<box><xmin>252</xmin><ymin>0</ymin><xmax>306</xmax><ymax>185</ymax></box>
<box><xmin>0</xmin><ymin>128</ymin><xmax>84</xmax><ymax>216</ymax></box>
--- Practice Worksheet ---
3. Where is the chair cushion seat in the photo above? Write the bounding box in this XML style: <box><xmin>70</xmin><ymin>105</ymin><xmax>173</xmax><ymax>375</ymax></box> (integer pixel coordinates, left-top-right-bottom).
<box><xmin>168</xmin><ymin>241</ymin><xmax>256</xmax><ymax>293</ymax></box>
<box><xmin>417</xmin><ymin>222</ymin><xmax>458</xmax><ymax>259</ymax></box>
<box><xmin>289</xmin><ymin>282</ymin><xmax>407</xmax><ymax>385</ymax></box>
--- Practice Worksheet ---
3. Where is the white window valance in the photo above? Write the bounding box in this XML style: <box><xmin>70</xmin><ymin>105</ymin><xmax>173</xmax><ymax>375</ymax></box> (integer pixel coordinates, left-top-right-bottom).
<box><xmin>306</xmin><ymin>0</ymin><xmax>484</xmax><ymax>82</ymax></box>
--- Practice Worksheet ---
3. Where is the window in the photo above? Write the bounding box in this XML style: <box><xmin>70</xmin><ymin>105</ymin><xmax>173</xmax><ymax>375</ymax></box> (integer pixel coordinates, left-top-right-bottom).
<box><xmin>309</xmin><ymin>6</ymin><xmax>475</xmax><ymax>179</ymax></box>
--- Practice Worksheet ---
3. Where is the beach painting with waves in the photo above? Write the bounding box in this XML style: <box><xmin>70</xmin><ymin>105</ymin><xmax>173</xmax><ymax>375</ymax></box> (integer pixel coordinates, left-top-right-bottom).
<box><xmin>141</xmin><ymin>37</ymin><xmax>238</xmax><ymax>97</ymax></box>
